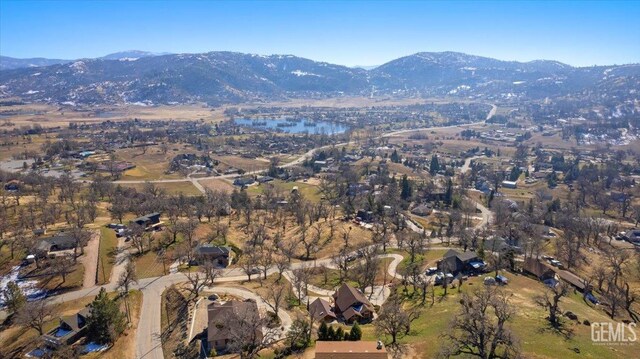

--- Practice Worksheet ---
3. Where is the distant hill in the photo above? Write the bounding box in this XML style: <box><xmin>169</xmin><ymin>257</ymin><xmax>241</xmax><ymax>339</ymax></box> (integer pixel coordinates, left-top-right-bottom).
<box><xmin>0</xmin><ymin>56</ymin><xmax>71</xmax><ymax>70</ymax></box>
<box><xmin>100</xmin><ymin>50</ymin><xmax>172</xmax><ymax>61</ymax></box>
<box><xmin>0</xmin><ymin>50</ymin><xmax>638</xmax><ymax>105</ymax></box>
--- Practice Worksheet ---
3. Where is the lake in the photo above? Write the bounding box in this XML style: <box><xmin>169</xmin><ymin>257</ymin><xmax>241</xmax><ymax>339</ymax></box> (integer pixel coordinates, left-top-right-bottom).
<box><xmin>234</xmin><ymin>118</ymin><xmax>348</xmax><ymax>135</ymax></box>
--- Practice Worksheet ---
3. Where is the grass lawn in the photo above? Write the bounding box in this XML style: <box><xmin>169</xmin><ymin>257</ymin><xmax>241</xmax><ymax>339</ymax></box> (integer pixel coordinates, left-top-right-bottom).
<box><xmin>97</xmin><ymin>227</ymin><xmax>119</xmax><ymax>284</ymax></box>
<box><xmin>247</xmin><ymin>180</ymin><xmax>321</xmax><ymax>202</ymax></box>
<box><xmin>359</xmin><ymin>273</ymin><xmax>637</xmax><ymax>358</ymax></box>
<box><xmin>118</xmin><ymin>181</ymin><xmax>202</xmax><ymax>196</ymax></box>
<box><xmin>133</xmin><ymin>250</ymin><xmax>168</xmax><ymax>279</ymax></box>
<box><xmin>38</xmin><ymin>262</ymin><xmax>84</xmax><ymax>291</ymax></box>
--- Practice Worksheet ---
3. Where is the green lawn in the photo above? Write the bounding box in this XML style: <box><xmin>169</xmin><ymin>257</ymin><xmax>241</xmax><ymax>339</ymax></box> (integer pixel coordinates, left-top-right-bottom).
<box><xmin>247</xmin><ymin>180</ymin><xmax>321</xmax><ymax>202</ymax></box>
<box><xmin>359</xmin><ymin>273</ymin><xmax>637</xmax><ymax>358</ymax></box>
<box><xmin>97</xmin><ymin>227</ymin><xmax>119</xmax><ymax>284</ymax></box>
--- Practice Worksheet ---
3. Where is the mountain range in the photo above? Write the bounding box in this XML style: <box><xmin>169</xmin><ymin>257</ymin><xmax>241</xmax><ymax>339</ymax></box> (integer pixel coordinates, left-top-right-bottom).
<box><xmin>0</xmin><ymin>51</ymin><xmax>638</xmax><ymax>106</ymax></box>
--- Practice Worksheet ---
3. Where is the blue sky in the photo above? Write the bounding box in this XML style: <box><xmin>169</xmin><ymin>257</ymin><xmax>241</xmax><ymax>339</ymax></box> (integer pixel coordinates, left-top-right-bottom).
<box><xmin>1</xmin><ymin>0</ymin><xmax>638</xmax><ymax>67</ymax></box>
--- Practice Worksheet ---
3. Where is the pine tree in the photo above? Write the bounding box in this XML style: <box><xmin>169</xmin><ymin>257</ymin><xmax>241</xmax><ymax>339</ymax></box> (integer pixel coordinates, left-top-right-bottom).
<box><xmin>2</xmin><ymin>281</ymin><xmax>26</xmax><ymax>316</ymax></box>
<box><xmin>349</xmin><ymin>322</ymin><xmax>362</xmax><ymax>341</ymax></box>
<box><xmin>390</xmin><ymin>149</ymin><xmax>400</xmax><ymax>163</ymax></box>
<box><xmin>86</xmin><ymin>288</ymin><xmax>126</xmax><ymax>344</ymax></box>
<box><xmin>318</xmin><ymin>321</ymin><xmax>329</xmax><ymax>341</ymax></box>
<box><xmin>335</xmin><ymin>327</ymin><xmax>345</xmax><ymax>341</ymax></box>
<box><xmin>429</xmin><ymin>154</ymin><xmax>440</xmax><ymax>175</ymax></box>
<box><xmin>327</xmin><ymin>325</ymin><xmax>336</xmax><ymax>340</ymax></box>
<box><xmin>400</xmin><ymin>174</ymin><xmax>412</xmax><ymax>201</ymax></box>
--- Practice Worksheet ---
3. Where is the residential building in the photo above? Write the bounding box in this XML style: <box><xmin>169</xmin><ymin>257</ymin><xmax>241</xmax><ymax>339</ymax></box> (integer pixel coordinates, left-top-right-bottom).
<box><xmin>207</xmin><ymin>300</ymin><xmax>263</xmax><ymax>354</ymax></box>
<box><xmin>42</xmin><ymin>308</ymin><xmax>90</xmax><ymax>348</ymax></box>
<box><xmin>309</xmin><ymin>298</ymin><xmax>337</xmax><ymax>323</ymax></box>
<box><xmin>315</xmin><ymin>341</ymin><xmax>388</xmax><ymax>359</ymax></box>
<box><xmin>195</xmin><ymin>244</ymin><xmax>232</xmax><ymax>267</ymax></box>
<box><xmin>332</xmin><ymin>283</ymin><xmax>375</xmax><ymax>324</ymax></box>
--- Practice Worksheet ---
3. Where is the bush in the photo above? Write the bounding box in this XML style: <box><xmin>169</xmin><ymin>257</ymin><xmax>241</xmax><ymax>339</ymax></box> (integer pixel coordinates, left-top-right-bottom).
<box><xmin>349</xmin><ymin>322</ymin><xmax>362</xmax><ymax>341</ymax></box>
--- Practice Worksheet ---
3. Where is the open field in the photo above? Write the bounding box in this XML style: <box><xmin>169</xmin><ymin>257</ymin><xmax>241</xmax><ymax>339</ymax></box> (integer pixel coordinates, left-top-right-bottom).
<box><xmin>354</xmin><ymin>273</ymin><xmax>638</xmax><ymax>358</ymax></box>
<box><xmin>247</xmin><ymin>179</ymin><xmax>322</xmax><ymax>202</ymax></box>
<box><xmin>118</xmin><ymin>181</ymin><xmax>202</xmax><ymax>195</ymax></box>
<box><xmin>213</xmin><ymin>155</ymin><xmax>271</xmax><ymax>172</ymax></box>
<box><xmin>199</xmin><ymin>178</ymin><xmax>235</xmax><ymax>193</ymax></box>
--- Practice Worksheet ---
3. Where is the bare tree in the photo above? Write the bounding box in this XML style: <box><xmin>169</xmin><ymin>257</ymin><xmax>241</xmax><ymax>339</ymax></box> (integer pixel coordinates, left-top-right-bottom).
<box><xmin>224</xmin><ymin>306</ymin><xmax>279</xmax><ymax>359</ymax></box>
<box><xmin>184</xmin><ymin>271</ymin><xmax>208</xmax><ymax>301</ymax></box>
<box><xmin>439</xmin><ymin>287</ymin><xmax>519</xmax><ymax>359</ymax></box>
<box><xmin>50</xmin><ymin>253</ymin><xmax>74</xmax><ymax>283</ymax></box>
<box><xmin>16</xmin><ymin>299</ymin><xmax>56</xmax><ymax>335</ymax></box>
<box><xmin>264</xmin><ymin>282</ymin><xmax>287</xmax><ymax>319</ymax></box>
<box><xmin>536</xmin><ymin>282</ymin><xmax>569</xmax><ymax>327</ymax></box>
<box><xmin>375</xmin><ymin>294</ymin><xmax>419</xmax><ymax>347</ymax></box>
<box><xmin>117</xmin><ymin>259</ymin><xmax>138</xmax><ymax>295</ymax></box>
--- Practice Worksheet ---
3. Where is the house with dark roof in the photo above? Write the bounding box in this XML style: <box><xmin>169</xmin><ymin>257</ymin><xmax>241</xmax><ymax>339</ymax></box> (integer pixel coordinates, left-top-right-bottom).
<box><xmin>207</xmin><ymin>300</ymin><xmax>263</xmax><ymax>354</ymax></box>
<box><xmin>437</xmin><ymin>249</ymin><xmax>484</xmax><ymax>275</ymax></box>
<box><xmin>42</xmin><ymin>308</ymin><xmax>90</xmax><ymax>348</ymax></box>
<box><xmin>233</xmin><ymin>177</ymin><xmax>255</xmax><ymax>187</ymax></box>
<box><xmin>130</xmin><ymin>212</ymin><xmax>162</xmax><ymax>230</ymax></box>
<box><xmin>332</xmin><ymin>283</ymin><xmax>375</xmax><ymax>324</ymax></box>
<box><xmin>309</xmin><ymin>298</ymin><xmax>337</xmax><ymax>323</ymax></box>
<box><xmin>194</xmin><ymin>244</ymin><xmax>232</xmax><ymax>267</ymax></box>
<box><xmin>36</xmin><ymin>233</ymin><xmax>76</xmax><ymax>256</ymax></box>
<box><xmin>523</xmin><ymin>258</ymin><xmax>556</xmax><ymax>281</ymax></box>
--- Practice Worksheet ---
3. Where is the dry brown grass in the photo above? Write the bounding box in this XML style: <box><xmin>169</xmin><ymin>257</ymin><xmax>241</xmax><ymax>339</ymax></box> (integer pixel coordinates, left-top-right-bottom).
<box><xmin>199</xmin><ymin>178</ymin><xmax>235</xmax><ymax>193</ymax></box>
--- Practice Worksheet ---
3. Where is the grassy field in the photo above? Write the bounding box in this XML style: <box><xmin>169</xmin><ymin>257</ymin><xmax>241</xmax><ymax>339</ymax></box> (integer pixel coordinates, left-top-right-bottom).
<box><xmin>214</xmin><ymin>155</ymin><xmax>271</xmax><ymax>172</ymax></box>
<box><xmin>116</xmin><ymin>146</ymin><xmax>186</xmax><ymax>181</ymax></box>
<box><xmin>199</xmin><ymin>178</ymin><xmax>235</xmax><ymax>193</ymax></box>
<box><xmin>118</xmin><ymin>181</ymin><xmax>202</xmax><ymax>196</ymax></box>
<box><xmin>97</xmin><ymin>227</ymin><xmax>119</xmax><ymax>284</ymax></box>
<box><xmin>246</xmin><ymin>179</ymin><xmax>321</xmax><ymax>202</ymax></box>
<box><xmin>133</xmin><ymin>249</ymin><xmax>169</xmax><ymax>279</ymax></box>
<box><xmin>355</xmin><ymin>273</ymin><xmax>638</xmax><ymax>358</ymax></box>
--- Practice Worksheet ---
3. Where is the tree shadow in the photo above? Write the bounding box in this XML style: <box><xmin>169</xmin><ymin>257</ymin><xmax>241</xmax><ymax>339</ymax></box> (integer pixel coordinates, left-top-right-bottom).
<box><xmin>537</xmin><ymin>321</ymin><xmax>574</xmax><ymax>340</ymax></box>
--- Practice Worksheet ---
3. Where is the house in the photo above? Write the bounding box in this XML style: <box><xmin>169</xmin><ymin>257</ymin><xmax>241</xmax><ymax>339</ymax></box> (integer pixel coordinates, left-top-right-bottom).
<box><xmin>623</xmin><ymin>229</ymin><xmax>640</xmax><ymax>245</ymax></box>
<box><xmin>256</xmin><ymin>176</ymin><xmax>274</xmax><ymax>183</ymax></box>
<box><xmin>36</xmin><ymin>233</ymin><xmax>76</xmax><ymax>256</ymax></box>
<box><xmin>483</xmin><ymin>237</ymin><xmax>523</xmax><ymax>254</ymax></box>
<box><xmin>501</xmin><ymin>180</ymin><xmax>517</xmax><ymax>189</ymax></box>
<box><xmin>207</xmin><ymin>300</ymin><xmax>263</xmax><ymax>354</ymax></box>
<box><xmin>194</xmin><ymin>244</ymin><xmax>232</xmax><ymax>267</ymax></box>
<box><xmin>130</xmin><ymin>212</ymin><xmax>162</xmax><ymax>230</ymax></box>
<box><xmin>411</xmin><ymin>204</ymin><xmax>432</xmax><ymax>217</ymax></box>
<box><xmin>315</xmin><ymin>341</ymin><xmax>388</xmax><ymax>359</ymax></box>
<box><xmin>309</xmin><ymin>298</ymin><xmax>336</xmax><ymax>323</ymax></box>
<box><xmin>557</xmin><ymin>270</ymin><xmax>587</xmax><ymax>292</ymax></box>
<box><xmin>42</xmin><ymin>308</ymin><xmax>90</xmax><ymax>348</ymax></box>
<box><xmin>437</xmin><ymin>249</ymin><xmax>484</xmax><ymax>275</ymax></box>
<box><xmin>356</xmin><ymin>209</ymin><xmax>374</xmax><ymax>223</ymax></box>
<box><xmin>523</xmin><ymin>258</ymin><xmax>556</xmax><ymax>281</ymax></box>
<box><xmin>332</xmin><ymin>283</ymin><xmax>375</xmax><ymax>324</ymax></box>
<box><xmin>233</xmin><ymin>177</ymin><xmax>255</xmax><ymax>187</ymax></box>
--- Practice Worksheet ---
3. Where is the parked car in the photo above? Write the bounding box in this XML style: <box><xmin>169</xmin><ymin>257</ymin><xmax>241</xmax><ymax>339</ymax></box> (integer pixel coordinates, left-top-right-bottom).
<box><xmin>434</xmin><ymin>272</ymin><xmax>454</xmax><ymax>285</ymax></box>
<box><xmin>549</xmin><ymin>259</ymin><xmax>564</xmax><ymax>269</ymax></box>
<box><xmin>207</xmin><ymin>294</ymin><xmax>219</xmax><ymax>301</ymax></box>
<box><xmin>425</xmin><ymin>267</ymin><xmax>438</xmax><ymax>276</ymax></box>
<box><xmin>495</xmin><ymin>275</ymin><xmax>508</xmax><ymax>285</ymax></box>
